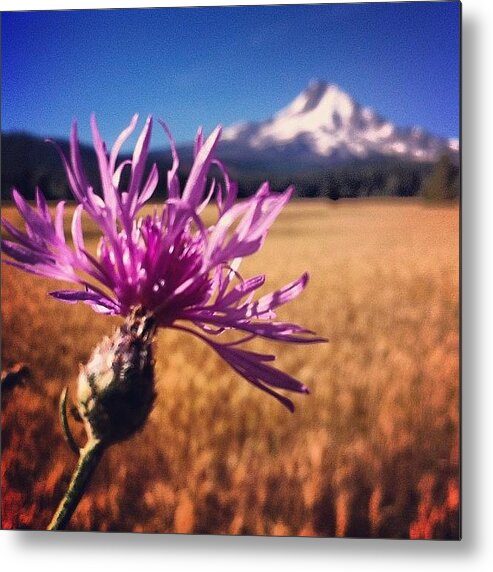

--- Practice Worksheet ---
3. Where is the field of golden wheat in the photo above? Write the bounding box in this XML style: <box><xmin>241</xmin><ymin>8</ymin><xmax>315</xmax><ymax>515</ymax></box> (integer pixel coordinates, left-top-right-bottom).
<box><xmin>1</xmin><ymin>199</ymin><xmax>459</xmax><ymax>538</ymax></box>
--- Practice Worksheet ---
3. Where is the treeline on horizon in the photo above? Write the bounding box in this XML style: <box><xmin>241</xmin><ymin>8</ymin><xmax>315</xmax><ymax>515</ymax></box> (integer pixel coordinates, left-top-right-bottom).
<box><xmin>1</xmin><ymin>132</ymin><xmax>459</xmax><ymax>202</ymax></box>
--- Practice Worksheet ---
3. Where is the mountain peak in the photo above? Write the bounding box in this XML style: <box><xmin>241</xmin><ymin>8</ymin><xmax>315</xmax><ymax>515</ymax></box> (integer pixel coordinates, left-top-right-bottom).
<box><xmin>298</xmin><ymin>79</ymin><xmax>330</xmax><ymax>112</ymax></box>
<box><xmin>305</xmin><ymin>79</ymin><xmax>344</xmax><ymax>96</ymax></box>
<box><xmin>276</xmin><ymin>80</ymin><xmax>356</xmax><ymax>122</ymax></box>
<box><xmin>305</xmin><ymin>78</ymin><xmax>330</xmax><ymax>94</ymax></box>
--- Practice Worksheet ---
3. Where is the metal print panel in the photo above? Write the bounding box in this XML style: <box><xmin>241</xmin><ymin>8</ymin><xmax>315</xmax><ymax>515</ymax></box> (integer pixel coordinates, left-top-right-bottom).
<box><xmin>1</xmin><ymin>2</ymin><xmax>460</xmax><ymax>538</ymax></box>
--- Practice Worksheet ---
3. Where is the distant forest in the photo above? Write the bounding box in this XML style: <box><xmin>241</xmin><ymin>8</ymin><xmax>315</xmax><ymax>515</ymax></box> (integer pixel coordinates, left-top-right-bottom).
<box><xmin>1</xmin><ymin>132</ymin><xmax>459</xmax><ymax>202</ymax></box>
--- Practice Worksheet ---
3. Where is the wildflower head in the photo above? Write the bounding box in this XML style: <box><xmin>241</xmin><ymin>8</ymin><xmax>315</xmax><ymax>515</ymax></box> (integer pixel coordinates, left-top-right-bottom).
<box><xmin>1</xmin><ymin>114</ymin><xmax>326</xmax><ymax>412</ymax></box>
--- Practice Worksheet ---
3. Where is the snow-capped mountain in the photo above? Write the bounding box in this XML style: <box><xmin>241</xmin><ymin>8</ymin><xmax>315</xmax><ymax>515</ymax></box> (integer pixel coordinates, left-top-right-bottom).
<box><xmin>220</xmin><ymin>80</ymin><xmax>458</xmax><ymax>167</ymax></box>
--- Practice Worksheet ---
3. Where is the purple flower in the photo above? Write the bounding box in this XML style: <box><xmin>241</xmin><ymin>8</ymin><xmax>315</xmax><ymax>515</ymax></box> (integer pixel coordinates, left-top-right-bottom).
<box><xmin>1</xmin><ymin>115</ymin><xmax>325</xmax><ymax>411</ymax></box>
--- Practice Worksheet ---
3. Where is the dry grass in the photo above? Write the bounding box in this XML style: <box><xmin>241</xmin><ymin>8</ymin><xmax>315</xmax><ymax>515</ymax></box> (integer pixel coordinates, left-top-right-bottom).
<box><xmin>1</xmin><ymin>199</ymin><xmax>459</xmax><ymax>538</ymax></box>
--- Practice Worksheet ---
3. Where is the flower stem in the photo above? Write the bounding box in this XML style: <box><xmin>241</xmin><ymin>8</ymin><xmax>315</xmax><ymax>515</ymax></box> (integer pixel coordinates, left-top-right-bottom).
<box><xmin>47</xmin><ymin>438</ymin><xmax>106</xmax><ymax>531</ymax></box>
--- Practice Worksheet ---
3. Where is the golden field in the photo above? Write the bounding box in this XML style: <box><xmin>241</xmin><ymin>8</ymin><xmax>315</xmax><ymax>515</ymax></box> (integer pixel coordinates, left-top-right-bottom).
<box><xmin>1</xmin><ymin>199</ymin><xmax>459</xmax><ymax>538</ymax></box>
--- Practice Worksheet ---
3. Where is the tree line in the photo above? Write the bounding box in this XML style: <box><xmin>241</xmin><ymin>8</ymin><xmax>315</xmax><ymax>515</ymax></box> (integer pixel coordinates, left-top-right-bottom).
<box><xmin>1</xmin><ymin>132</ymin><xmax>459</xmax><ymax>202</ymax></box>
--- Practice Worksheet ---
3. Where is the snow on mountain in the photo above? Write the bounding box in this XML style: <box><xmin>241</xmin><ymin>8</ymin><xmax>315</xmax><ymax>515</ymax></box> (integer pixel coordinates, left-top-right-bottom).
<box><xmin>221</xmin><ymin>80</ymin><xmax>458</xmax><ymax>165</ymax></box>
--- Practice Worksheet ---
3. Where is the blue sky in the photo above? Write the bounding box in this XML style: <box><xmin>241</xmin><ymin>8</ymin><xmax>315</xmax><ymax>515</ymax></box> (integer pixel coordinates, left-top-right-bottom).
<box><xmin>1</xmin><ymin>2</ymin><xmax>460</xmax><ymax>148</ymax></box>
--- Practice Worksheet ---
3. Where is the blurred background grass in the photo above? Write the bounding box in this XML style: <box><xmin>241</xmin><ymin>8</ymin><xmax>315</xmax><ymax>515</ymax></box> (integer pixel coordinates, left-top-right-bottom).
<box><xmin>1</xmin><ymin>199</ymin><xmax>459</xmax><ymax>538</ymax></box>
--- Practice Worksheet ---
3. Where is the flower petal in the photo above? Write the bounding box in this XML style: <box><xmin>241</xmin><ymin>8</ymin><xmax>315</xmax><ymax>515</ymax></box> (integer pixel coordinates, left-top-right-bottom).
<box><xmin>171</xmin><ymin>324</ymin><xmax>309</xmax><ymax>412</ymax></box>
<box><xmin>109</xmin><ymin>114</ymin><xmax>139</xmax><ymax>174</ymax></box>
<box><xmin>12</xmin><ymin>189</ymin><xmax>52</xmax><ymax>241</ymax></box>
<box><xmin>35</xmin><ymin>188</ymin><xmax>51</xmax><ymax>223</ymax></box>
<box><xmin>217</xmin><ymin>274</ymin><xmax>266</xmax><ymax>307</ymax></box>
<box><xmin>90</xmin><ymin>114</ymin><xmax>118</xmax><ymax>217</ymax></box>
<box><xmin>127</xmin><ymin>115</ymin><xmax>153</xmax><ymax>214</ymax></box>
<box><xmin>2</xmin><ymin>239</ymin><xmax>52</xmax><ymax>265</ymax></box>
<box><xmin>137</xmin><ymin>162</ymin><xmax>159</xmax><ymax>207</ymax></box>
<box><xmin>182</xmin><ymin>126</ymin><xmax>222</xmax><ymax>209</ymax></box>
<box><xmin>70</xmin><ymin>121</ymin><xmax>91</xmax><ymax>192</ymax></box>
<box><xmin>159</xmin><ymin>120</ymin><xmax>181</xmax><ymax>200</ymax></box>
<box><xmin>49</xmin><ymin>289</ymin><xmax>119</xmax><ymax>312</ymax></box>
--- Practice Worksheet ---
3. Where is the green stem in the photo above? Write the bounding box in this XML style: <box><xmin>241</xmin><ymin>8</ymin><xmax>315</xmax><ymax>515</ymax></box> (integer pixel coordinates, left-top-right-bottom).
<box><xmin>59</xmin><ymin>386</ymin><xmax>80</xmax><ymax>455</ymax></box>
<box><xmin>47</xmin><ymin>438</ymin><xmax>105</xmax><ymax>531</ymax></box>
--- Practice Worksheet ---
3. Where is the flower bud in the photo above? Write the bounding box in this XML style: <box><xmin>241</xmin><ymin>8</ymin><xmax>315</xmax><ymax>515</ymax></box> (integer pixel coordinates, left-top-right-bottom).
<box><xmin>77</xmin><ymin>307</ymin><xmax>157</xmax><ymax>444</ymax></box>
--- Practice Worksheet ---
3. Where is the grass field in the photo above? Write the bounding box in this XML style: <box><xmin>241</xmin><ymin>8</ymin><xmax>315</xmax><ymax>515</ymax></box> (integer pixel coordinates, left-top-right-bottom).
<box><xmin>1</xmin><ymin>199</ymin><xmax>459</xmax><ymax>538</ymax></box>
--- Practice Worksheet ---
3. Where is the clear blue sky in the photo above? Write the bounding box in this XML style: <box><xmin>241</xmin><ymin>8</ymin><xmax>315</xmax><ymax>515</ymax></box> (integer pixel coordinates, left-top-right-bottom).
<box><xmin>1</xmin><ymin>3</ymin><xmax>460</xmax><ymax>148</ymax></box>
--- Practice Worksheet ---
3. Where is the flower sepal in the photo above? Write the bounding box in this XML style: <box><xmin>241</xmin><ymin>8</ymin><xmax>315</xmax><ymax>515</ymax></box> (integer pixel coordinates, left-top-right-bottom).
<box><xmin>77</xmin><ymin>306</ymin><xmax>157</xmax><ymax>444</ymax></box>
